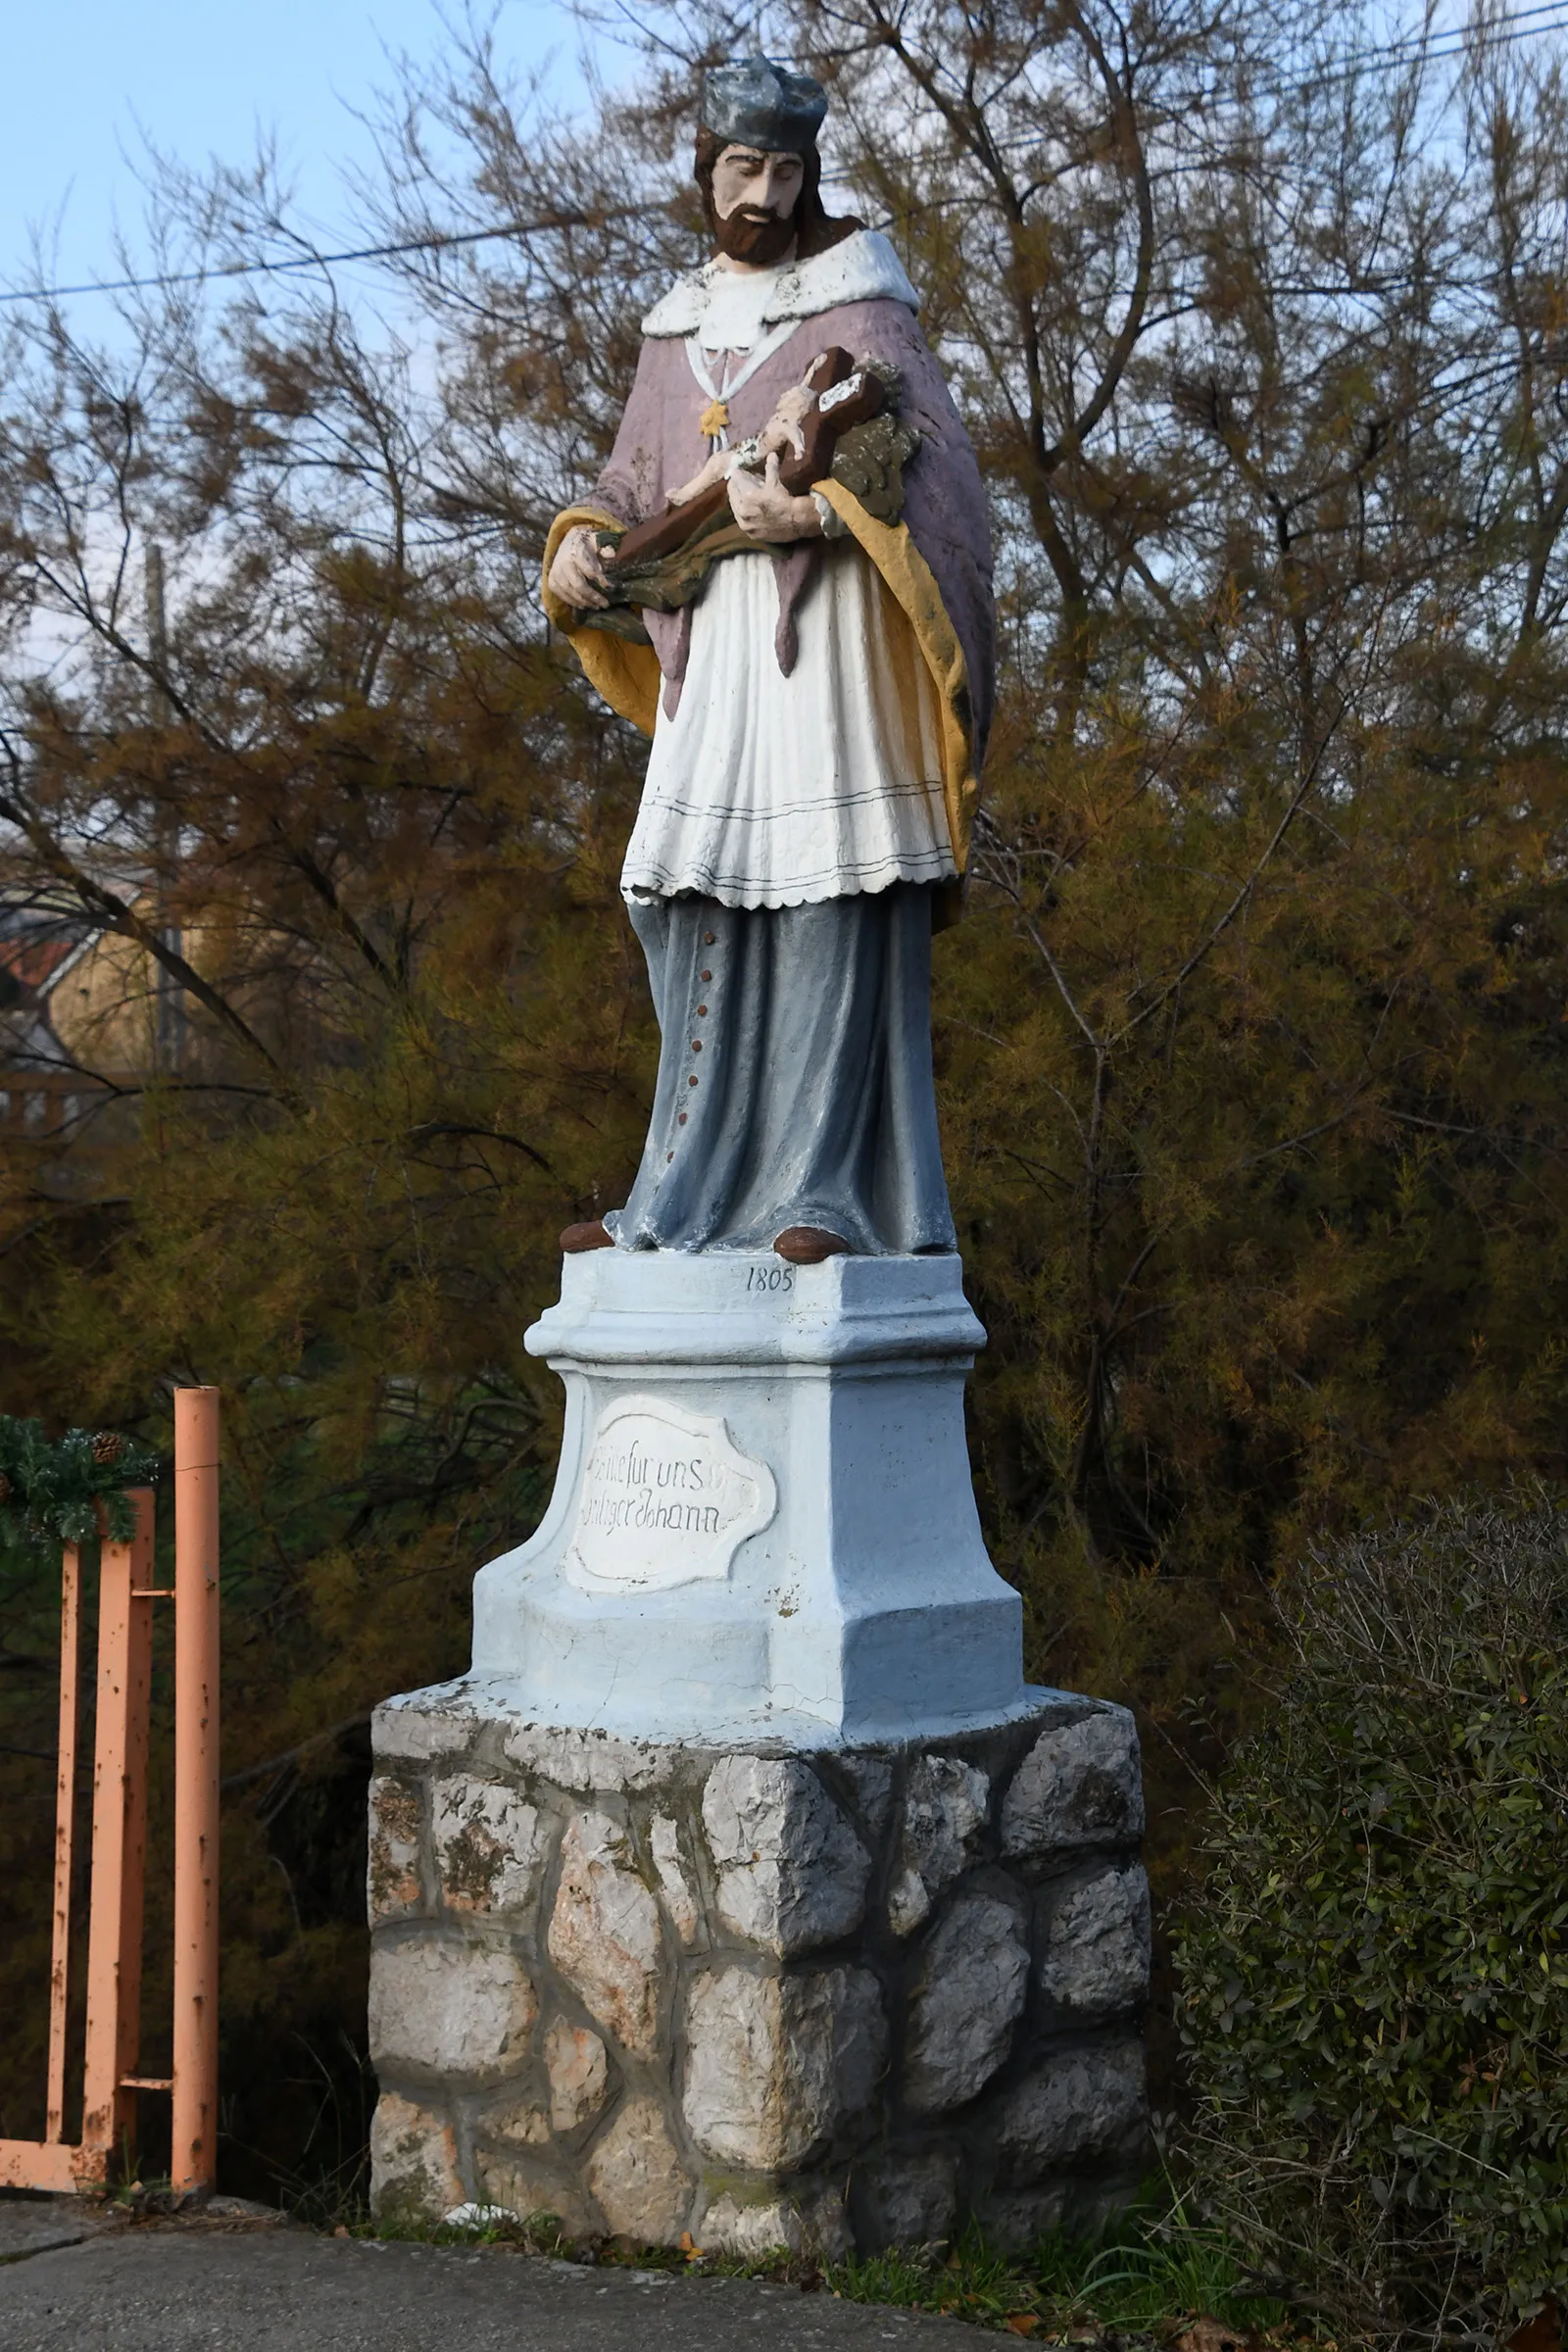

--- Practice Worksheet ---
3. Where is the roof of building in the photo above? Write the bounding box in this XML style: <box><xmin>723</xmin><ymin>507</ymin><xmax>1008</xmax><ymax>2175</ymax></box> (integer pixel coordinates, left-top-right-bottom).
<box><xmin>0</xmin><ymin>899</ymin><xmax>98</xmax><ymax>1069</ymax></box>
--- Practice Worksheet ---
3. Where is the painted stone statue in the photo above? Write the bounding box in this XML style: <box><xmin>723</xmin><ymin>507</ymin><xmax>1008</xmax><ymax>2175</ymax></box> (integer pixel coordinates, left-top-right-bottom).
<box><xmin>368</xmin><ymin>84</ymin><xmax>1152</xmax><ymax>2235</ymax></box>
<box><xmin>544</xmin><ymin>58</ymin><xmax>995</xmax><ymax>1265</ymax></box>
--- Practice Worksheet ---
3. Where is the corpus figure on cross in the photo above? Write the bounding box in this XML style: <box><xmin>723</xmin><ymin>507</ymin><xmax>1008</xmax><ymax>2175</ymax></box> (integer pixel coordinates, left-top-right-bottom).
<box><xmin>545</xmin><ymin>57</ymin><xmax>995</xmax><ymax>1265</ymax></box>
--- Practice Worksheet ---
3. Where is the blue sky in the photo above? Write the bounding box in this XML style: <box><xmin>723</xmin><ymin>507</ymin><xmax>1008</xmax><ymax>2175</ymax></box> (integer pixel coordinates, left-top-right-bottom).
<box><xmin>1</xmin><ymin>1</ymin><xmax>584</xmax><ymax>298</ymax></box>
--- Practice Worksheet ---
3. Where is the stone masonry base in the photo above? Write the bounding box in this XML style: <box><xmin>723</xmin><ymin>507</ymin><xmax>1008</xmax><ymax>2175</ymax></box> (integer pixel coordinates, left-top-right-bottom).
<box><xmin>367</xmin><ymin>1686</ymin><xmax>1151</xmax><ymax>2256</ymax></box>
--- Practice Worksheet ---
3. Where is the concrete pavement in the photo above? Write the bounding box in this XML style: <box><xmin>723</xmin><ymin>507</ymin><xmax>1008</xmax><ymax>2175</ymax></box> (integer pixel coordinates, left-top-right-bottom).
<box><xmin>0</xmin><ymin>2211</ymin><xmax>997</xmax><ymax>2352</ymax></box>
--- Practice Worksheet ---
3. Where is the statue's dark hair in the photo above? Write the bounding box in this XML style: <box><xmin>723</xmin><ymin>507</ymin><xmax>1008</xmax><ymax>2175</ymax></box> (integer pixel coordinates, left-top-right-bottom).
<box><xmin>693</xmin><ymin>127</ymin><xmax>862</xmax><ymax>260</ymax></box>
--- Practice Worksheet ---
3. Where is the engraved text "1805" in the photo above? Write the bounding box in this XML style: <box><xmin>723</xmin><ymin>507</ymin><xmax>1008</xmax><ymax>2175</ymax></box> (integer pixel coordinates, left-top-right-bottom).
<box><xmin>746</xmin><ymin>1264</ymin><xmax>794</xmax><ymax>1294</ymax></box>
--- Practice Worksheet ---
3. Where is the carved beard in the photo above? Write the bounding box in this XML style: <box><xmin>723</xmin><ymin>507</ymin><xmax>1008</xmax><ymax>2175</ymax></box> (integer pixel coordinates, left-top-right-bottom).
<box><xmin>712</xmin><ymin>203</ymin><xmax>798</xmax><ymax>267</ymax></box>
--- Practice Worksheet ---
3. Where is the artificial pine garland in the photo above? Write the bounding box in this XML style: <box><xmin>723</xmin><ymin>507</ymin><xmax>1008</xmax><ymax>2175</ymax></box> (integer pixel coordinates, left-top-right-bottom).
<box><xmin>0</xmin><ymin>1416</ymin><xmax>163</xmax><ymax>1553</ymax></box>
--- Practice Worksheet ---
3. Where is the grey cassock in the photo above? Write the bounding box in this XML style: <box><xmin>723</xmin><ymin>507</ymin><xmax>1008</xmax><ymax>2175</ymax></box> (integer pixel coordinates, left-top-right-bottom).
<box><xmin>603</xmin><ymin>885</ymin><xmax>956</xmax><ymax>1255</ymax></box>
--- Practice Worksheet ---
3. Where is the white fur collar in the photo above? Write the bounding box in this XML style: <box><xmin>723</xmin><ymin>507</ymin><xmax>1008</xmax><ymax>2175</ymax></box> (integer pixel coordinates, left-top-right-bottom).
<box><xmin>640</xmin><ymin>228</ymin><xmax>919</xmax><ymax>340</ymax></box>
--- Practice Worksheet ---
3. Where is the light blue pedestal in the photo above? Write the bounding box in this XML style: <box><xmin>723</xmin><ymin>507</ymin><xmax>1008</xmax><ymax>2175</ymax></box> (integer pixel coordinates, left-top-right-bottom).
<box><xmin>468</xmin><ymin>1250</ymin><xmax>1029</xmax><ymax>1746</ymax></box>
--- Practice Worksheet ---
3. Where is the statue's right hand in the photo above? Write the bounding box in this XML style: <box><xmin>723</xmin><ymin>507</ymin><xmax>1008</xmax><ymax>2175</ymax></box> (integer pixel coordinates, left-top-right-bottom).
<box><xmin>548</xmin><ymin>524</ymin><xmax>612</xmax><ymax>612</ymax></box>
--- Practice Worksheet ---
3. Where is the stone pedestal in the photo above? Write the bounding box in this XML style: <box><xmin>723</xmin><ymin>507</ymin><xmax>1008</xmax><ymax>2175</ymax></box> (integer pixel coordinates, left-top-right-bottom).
<box><xmin>368</xmin><ymin>1254</ymin><xmax>1150</xmax><ymax>2250</ymax></box>
<box><xmin>368</xmin><ymin>1690</ymin><xmax>1149</xmax><ymax>2252</ymax></box>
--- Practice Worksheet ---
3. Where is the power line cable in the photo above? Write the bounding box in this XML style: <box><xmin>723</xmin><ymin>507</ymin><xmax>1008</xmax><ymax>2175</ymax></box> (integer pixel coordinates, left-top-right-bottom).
<box><xmin>1267</xmin><ymin>3</ymin><xmax>1568</xmax><ymax>88</ymax></box>
<box><xmin>1293</xmin><ymin>0</ymin><xmax>1567</xmax><ymax>71</ymax></box>
<box><xmin>0</xmin><ymin>206</ymin><xmax>657</xmax><ymax>309</ymax></box>
<box><xmin>1</xmin><ymin>4</ymin><xmax>1563</xmax><ymax>310</ymax></box>
<box><xmin>940</xmin><ymin>2</ymin><xmax>1568</xmax><ymax>167</ymax></box>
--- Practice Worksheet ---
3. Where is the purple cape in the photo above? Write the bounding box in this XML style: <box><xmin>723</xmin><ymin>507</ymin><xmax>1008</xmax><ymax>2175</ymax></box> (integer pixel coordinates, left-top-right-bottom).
<box><xmin>590</xmin><ymin>296</ymin><xmax>996</xmax><ymax>763</ymax></box>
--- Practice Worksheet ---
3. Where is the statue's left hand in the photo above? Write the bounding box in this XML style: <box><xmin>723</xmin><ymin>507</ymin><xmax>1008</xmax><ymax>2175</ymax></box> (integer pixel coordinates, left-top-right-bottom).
<box><xmin>728</xmin><ymin>452</ymin><xmax>824</xmax><ymax>545</ymax></box>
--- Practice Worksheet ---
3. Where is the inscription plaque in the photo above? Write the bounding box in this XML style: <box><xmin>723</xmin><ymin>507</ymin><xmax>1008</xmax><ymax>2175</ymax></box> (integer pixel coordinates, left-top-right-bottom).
<box><xmin>565</xmin><ymin>1396</ymin><xmax>777</xmax><ymax>1592</ymax></box>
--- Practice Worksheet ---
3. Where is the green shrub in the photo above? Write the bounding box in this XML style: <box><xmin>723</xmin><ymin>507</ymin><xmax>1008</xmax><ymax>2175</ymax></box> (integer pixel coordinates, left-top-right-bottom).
<box><xmin>1173</xmin><ymin>1492</ymin><xmax>1568</xmax><ymax>2343</ymax></box>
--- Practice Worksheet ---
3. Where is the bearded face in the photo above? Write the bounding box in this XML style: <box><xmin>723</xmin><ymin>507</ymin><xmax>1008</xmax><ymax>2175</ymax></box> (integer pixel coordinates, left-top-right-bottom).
<box><xmin>708</xmin><ymin>144</ymin><xmax>807</xmax><ymax>267</ymax></box>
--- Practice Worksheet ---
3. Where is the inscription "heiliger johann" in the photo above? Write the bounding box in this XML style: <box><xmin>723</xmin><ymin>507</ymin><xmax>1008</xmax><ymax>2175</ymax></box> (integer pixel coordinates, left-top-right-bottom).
<box><xmin>565</xmin><ymin>1396</ymin><xmax>777</xmax><ymax>1592</ymax></box>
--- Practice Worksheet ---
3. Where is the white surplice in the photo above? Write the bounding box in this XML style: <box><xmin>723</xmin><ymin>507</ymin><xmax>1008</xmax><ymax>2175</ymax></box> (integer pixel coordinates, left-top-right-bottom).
<box><xmin>619</xmin><ymin>536</ymin><xmax>955</xmax><ymax>908</ymax></box>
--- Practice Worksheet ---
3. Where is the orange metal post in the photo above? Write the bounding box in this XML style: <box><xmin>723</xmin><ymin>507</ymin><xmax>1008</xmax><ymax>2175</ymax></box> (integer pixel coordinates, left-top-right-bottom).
<box><xmin>80</xmin><ymin>1491</ymin><xmax>155</xmax><ymax>2173</ymax></box>
<box><xmin>172</xmin><ymin>1388</ymin><xmax>220</xmax><ymax>2194</ymax></box>
<box><xmin>44</xmin><ymin>1541</ymin><xmax>82</xmax><ymax>2142</ymax></box>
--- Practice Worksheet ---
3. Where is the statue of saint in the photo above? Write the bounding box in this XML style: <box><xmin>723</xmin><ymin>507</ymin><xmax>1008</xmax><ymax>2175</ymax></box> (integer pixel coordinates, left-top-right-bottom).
<box><xmin>544</xmin><ymin>58</ymin><xmax>995</xmax><ymax>1265</ymax></box>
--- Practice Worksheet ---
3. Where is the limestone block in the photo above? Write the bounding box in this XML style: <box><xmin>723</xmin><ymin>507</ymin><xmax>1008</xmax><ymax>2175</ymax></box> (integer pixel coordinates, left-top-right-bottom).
<box><xmin>1000</xmin><ymin>1708</ymin><xmax>1144</xmax><ymax>1858</ymax></box>
<box><xmin>1037</xmin><ymin>1863</ymin><xmax>1151</xmax><ymax>2019</ymax></box>
<box><xmin>834</xmin><ymin>1756</ymin><xmax>896</xmax><ymax>1839</ymax></box>
<box><xmin>547</xmin><ymin>1811</ymin><xmax>663</xmax><ymax>2057</ymax></box>
<box><xmin>368</xmin><ymin>1937</ymin><xmax>537</xmax><ymax>2082</ymax></box>
<box><xmin>994</xmin><ymin>2040</ymin><xmax>1148</xmax><ymax>2181</ymax></box>
<box><xmin>888</xmin><ymin>1757</ymin><xmax>990</xmax><ymax>1936</ymax></box>
<box><xmin>682</xmin><ymin>1964</ymin><xmax>886</xmax><ymax>2169</ymax></box>
<box><xmin>367</xmin><ymin>1776</ymin><xmax>422</xmax><ymax>1925</ymax></box>
<box><xmin>973</xmin><ymin>2185</ymin><xmax>1068</xmax><ymax>2255</ymax></box>
<box><xmin>702</xmin><ymin>1756</ymin><xmax>869</xmax><ymax>1955</ymax></box>
<box><xmin>505</xmin><ymin>1720</ymin><xmax>693</xmax><ymax>1794</ymax></box>
<box><xmin>886</xmin><ymin>1867</ymin><xmax>930</xmax><ymax>1938</ymax></box>
<box><xmin>433</xmin><ymin>1777</ymin><xmax>547</xmax><ymax>1915</ymax></box>
<box><xmin>368</xmin><ymin>2091</ymin><xmax>463</xmax><ymax>2223</ymax></box>
<box><xmin>585</xmin><ymin>2097</ymin><xmax>694</xmax><ymax>2240</ymax></box>
<box><xmin>475</xmin><ymin>2149</ymin><xmax>595</xmax><ymax>2238</ymax></box>
<box><xmin>904</xmin><ymin>1894</ymin><xmax>1030</xmax><ymax>2112</ymax></box>
<box><xmin>649</xmin><ymin>1814</ymin><xmax>702</xmax><ymax>1945</ymax></box>
<box><xmin>373</xmin><ymin>1689</ymin><xmax>485</xmax><ymax>1762</ymax></box>
<box><xmin>543</xmin><ymin>2017</ymin><xmax>610</xmax><ymax>2132</ymax></box>
<box><xmin>478</xmin><ymin>2085</ymin><xmax>551</xmax><ymax>2147</ymax></box>
<box><xmin>700</xmin><ymin>2182</ymin><xmax>851</xmax><ymax>2259</ymax></box>
<box><xmin>856</xmin><ymin>2152</ymin><xmax>957</xmax><ymax>2250</ymax></box>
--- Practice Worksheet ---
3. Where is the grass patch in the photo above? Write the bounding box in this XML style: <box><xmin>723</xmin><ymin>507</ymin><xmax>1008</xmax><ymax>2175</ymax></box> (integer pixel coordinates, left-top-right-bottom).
<box><xmin>350</xmin><ymin>2187</ymin><xmax>1301</xmax><ymax>2342</ymax></box>
<box><xmin>363</xmin><ymin>2207</ymin><xmax>574</xmax><ymax>2255</ymax></box>
<box><xmin>829</xmin><ymin>2203</ymin><xmax>1294</xmax><ymax>2338</ymax></box>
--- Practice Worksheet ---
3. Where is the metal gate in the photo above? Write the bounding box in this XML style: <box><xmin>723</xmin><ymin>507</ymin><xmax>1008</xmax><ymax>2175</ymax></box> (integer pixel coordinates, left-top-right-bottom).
<box><xmin>0</xmin><ymin>1388</ymin><xmax>220</xmax><ymax>2195</ymax></box>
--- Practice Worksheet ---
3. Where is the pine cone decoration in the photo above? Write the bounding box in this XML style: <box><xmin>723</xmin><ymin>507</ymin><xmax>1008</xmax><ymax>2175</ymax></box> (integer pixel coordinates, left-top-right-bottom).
<box><xmin>92</xmin><ymin>1431</ymin><xmax>123</xmax><ymax>1466</ymax></box>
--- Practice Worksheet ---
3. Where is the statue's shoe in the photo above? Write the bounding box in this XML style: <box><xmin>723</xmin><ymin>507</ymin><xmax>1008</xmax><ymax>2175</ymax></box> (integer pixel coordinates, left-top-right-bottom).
<box><xmin>561</xmin><ymin>1219</ymin><xmax>615</xmax><ymax>1252</ymax></box>
<box><xmin>772</xmin><ymin>1226</ymin><xmax>851</xmax><ymax>1265</ymax></box>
